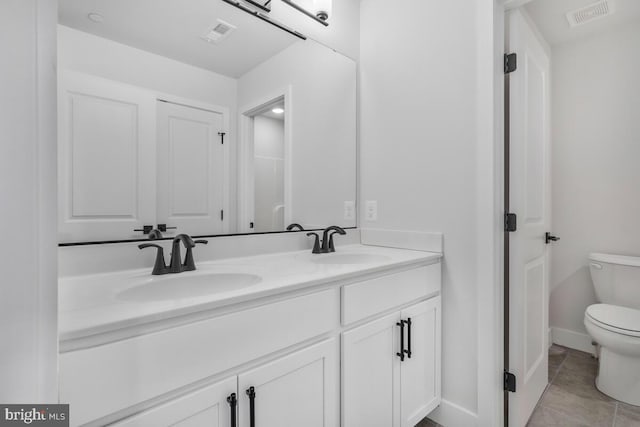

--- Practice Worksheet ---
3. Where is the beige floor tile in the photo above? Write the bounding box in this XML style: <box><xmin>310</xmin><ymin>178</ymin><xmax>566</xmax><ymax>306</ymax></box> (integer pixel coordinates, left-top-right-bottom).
<box><xmin>615</xmin><ymin>403</ymin><xmax>640</xmax><ymax>427</ymax></box>
<box><xmin>415</xmin><ymin>417</ymin><xmax>441</xmax><ymax>427</ymax></box>
<box><xmin>562</xmin><ymin>349</ymin><xmax>598</xmax><ymax>376</ymax></box>
<box><xmin>527</xmin><ymin>405</ymin><xmax>591</xmax><ymax>427</ymax></box>
<box><xmin>549</xmin><ymin>345</ymin><xmax>569</xmax><ymax>378</ymax></box>
<box><xmin>552</xmin><ymin>366</ymin><xmax>613</xmax><ymax>403</ymax></box>
<box><xmin>539</xmin><ymin>384</ymin><xmax>616</xmax><ymax>427</ymax></box>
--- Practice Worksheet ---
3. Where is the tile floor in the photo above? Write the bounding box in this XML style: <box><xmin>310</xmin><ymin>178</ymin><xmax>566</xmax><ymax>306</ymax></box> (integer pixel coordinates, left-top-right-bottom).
<box><xmin>416</xmin><ymin>345</ymin><xmax>640</xmax><ymax>427</ymax></box>
<box><xmin>416</xmin><ymin>416</ymin><xmax>441</xmax><ymax>427</ymax></box>
<box><xmin>528</xmin><ymin>345</ymin><xmax>640</xmax><ymax>427</ymax></box>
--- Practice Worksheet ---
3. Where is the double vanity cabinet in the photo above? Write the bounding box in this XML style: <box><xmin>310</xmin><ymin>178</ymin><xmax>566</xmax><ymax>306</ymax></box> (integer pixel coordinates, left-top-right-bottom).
<box><xmin>58</xmin><ymin>245</ymin><xmax>442</xmax><ymax>426</ymax></box>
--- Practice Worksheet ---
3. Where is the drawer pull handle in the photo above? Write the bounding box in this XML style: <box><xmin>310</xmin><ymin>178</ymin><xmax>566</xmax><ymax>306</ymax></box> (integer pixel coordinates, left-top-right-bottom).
<box><xmin>405</xmin><ymin>317</ymin><xmax>412</xmax><ymax>359</ymax></box>
<box><xmin>396</xmin><ymin>320</ymin><xmax>406</xmax><ymax>361</ymax></box>
<box><xmin>226</xmin><ymin>393</ymin><xmax>237</xmax><ymax>427</ymax></box>
<box><xmin>246</xmin><ymin>386</ymin><xmax>256</xmax><ymax>427</ymax></box>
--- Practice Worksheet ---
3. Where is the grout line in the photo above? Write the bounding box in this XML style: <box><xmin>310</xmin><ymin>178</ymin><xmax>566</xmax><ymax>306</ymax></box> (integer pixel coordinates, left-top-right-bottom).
<box><xmin>549</xmin><ymin>348</ymin><xmax>569</xmax><ymax>386</ymax></box>
<box><xmin>529</xmin><ymin>347</ymin><xmax>570</xmax><ymax>422</ymax></box>
<box><xmin>612</xmin><ymin>402</ymin><xmax>618</xmax><ymax>427</ymax></box>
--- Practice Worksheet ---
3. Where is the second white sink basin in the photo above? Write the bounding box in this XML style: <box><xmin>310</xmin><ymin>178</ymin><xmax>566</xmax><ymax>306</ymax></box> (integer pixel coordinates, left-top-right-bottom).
<box><xmin>118</xmin><ymin>273</ymin><xmax>262</xmax><ymax>302</ymax></box>
<box><xmin>311</xmin><ymin>253</ymin><xmax>391</xmax><ymax>265</ymax></box>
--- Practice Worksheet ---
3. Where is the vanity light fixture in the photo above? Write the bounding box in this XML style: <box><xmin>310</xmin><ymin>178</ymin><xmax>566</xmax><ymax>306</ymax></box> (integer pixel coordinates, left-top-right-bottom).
<box><xmin>314</xmin><ymin>0</ymin><xmax>332</xmax><ymax>22</ymax></box>
<box><xmin>281</xmin><ymin>0</ymin><xmax>331</xmax><ymax>27</ymax></box>
<box><xmin>87</xmin><ymin>13</ymin><xmax>104</xmax><ymax>23</ymax></box>
<box><xmin>221</xmin><ymin>0</ymin><xmax>307</xmax><ymax>40</ymax></box>
<box><xmin>272</xmin><ymin>107</ymin><xmax>284</xmax><ymax>114</ymax></box>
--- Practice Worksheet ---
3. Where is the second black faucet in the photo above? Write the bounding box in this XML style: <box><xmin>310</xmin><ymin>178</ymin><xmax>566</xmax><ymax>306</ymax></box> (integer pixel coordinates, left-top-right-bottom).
<box><xmin>307</xmin><ymin>226</ymin><xmax>346</xmax><ymax>254</ymax></box>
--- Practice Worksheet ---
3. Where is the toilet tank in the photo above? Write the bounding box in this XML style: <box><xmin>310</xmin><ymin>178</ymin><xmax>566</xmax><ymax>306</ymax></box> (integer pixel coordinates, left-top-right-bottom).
<box><xmin>589</xmin><ymin>253</ymin><xmax>640</xmax><ymax>309</ymax></box>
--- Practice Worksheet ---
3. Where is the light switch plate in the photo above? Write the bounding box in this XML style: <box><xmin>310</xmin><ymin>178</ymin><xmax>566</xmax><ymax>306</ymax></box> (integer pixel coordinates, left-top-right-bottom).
<box><xmin>344</xmin><ymin>201</ymin><xmax>355</xmax><ymax>220</ymax></box>
<box><xmin>365</xmin><ymin>200</ymin><xmax>378</xmax><ymax>221</ymax></box>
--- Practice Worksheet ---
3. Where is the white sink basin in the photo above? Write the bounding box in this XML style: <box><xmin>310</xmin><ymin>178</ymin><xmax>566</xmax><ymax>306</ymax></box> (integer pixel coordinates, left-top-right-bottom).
<box><xmin>118</xmin><ymin>273</ymin><xmax>262</xmax><ymax>302</ymax></box>
<box><xmin>311</xmin><ymin>253</ymin><xmax>391</xmax><ymax>265</ymax></box>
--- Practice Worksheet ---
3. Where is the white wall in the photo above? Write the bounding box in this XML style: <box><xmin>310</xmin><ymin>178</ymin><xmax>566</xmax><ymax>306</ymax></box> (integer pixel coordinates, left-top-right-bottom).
<box><xmin>0</xmin><ymin>0</ymin><xmax>58</xmax><ymax>402</ymax></box>
<box><xmin>360</xmin><ymin>0</ymin><xmax>487</xmax><ymax>422</ymax></box>
<box><xmin>238</xmin><ymin>39</ymin><xmax>357</xmax><ymax>230</ymax></box>
<box><xmin>57</xmin><ymin>25</ymin><xmax>240</xmax><ymax>231</ymax></box>
<box><xmin>550</xmin><ymin>21</ymin><xmax>640</xmax><ymax>339</ymax></box>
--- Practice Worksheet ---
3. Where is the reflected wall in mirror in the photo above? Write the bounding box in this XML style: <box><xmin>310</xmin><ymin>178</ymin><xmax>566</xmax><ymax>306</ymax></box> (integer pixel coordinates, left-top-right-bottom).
<box><xmin>57</xmin><ymin>0</ymin><xmax>356</xmax><ymax>244</ymax></box>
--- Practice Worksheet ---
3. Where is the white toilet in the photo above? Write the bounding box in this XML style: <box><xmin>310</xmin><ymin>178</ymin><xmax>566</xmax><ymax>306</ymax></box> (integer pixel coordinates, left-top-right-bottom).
<box><xmin>585</xmin><ymin>253</ymin><xmax>640</xmax><ymax>406</ymax></box>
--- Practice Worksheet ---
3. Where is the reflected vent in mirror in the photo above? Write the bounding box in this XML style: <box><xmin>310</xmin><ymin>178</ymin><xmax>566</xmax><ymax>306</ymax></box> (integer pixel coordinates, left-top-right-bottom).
<box><xmin>201</xmin><ymin>20</ymin><xmax>237</xmax><ymax>44</ymax></box>
<box><xmin>566</xmin><ymin>0</ymin><xmax>615</xmax><ymax>28</ymax></box>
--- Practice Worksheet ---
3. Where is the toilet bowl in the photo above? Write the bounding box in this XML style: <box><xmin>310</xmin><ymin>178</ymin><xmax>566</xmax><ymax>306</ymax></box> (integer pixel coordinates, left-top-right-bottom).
<box><xmin>584</xmin><ymin>304</ymin><xmax>640</xmax><ymax>405</ymax></box>
<box><xmin>585</xmin><ymin>253</ymin><xmax>640</xmax><ymax>406</ymax></box>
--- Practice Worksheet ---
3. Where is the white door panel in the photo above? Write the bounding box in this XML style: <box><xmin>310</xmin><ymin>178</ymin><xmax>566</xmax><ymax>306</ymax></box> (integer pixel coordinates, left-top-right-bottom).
<box><xmin>507</xmin><ymin>9</ymin><xmax>551</xmax><ymax>427</ymax></box>
<box><xmin>157</xmin><ymin>101</ymin><xmax>226</xmax><ymax>236</ymax></box>
<box><xmin>58</xmin><ymin>71</ymin><xmax>155</xmax><ymax>241</ymax></box>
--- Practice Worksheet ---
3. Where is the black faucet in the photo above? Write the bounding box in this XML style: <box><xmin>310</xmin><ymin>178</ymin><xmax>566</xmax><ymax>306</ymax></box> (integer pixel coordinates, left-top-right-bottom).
<box><xmin>139</xmin><ymin>234</ymin><xmax>208</xmax><ymax>275</ymax></box>
<box><xmin>307</xmin><ymin>226</ymin><xmax>346</xmax><ymax>254</ymax></box>
<box><xmin>286</xmin><ymin>223</ymin><xmax>305</xmax><ymax>231</ymax></box>
<box><xmin>138</xmin><ymin>243</ymin><xmax>168</xmax><ymax>275</ymax></box>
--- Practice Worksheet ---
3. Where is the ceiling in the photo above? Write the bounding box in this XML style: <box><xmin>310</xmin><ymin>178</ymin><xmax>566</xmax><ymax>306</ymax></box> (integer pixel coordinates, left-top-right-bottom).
<box><xmin>58</xmin><ymin>0</ymin><xmax>299</xmax><ymax>78</ymax></box>
<box><xmin>525</xmin><ymin>0</ymin><xmax>640</xmax><ymax>45</ymax></box>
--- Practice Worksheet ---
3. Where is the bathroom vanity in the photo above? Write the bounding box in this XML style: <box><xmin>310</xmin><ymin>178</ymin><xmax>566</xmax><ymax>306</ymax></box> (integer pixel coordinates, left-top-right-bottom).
<box><xmin>58</xmin><ymin>245</ymin><xmax>442</xmax><ymax>426</ymax></box>
<box><xmin>55</xmin><ymin>3</ymin><xmax>441</xmax><ymax>425</ymax></box>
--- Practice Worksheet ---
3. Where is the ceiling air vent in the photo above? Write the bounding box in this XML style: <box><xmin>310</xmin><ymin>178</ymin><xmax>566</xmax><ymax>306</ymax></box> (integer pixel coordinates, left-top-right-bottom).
<box><xmin>566</xmin><ymin>0</ymin><xmax>615</xmax><ymax>27</ymax></box>
<box><xmin>201</xmin><ymin>20</ymin><xmax>237</xmax><ymax>44</ymax></box>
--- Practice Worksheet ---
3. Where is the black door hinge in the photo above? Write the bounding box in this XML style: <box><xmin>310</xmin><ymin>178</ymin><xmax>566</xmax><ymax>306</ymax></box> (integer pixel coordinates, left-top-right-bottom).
<box><xmin>218</xmin><ymin>132</ymin><xmax>226</xmax><ymax>144</ymax></box>
<box><xmin>249</xmin><ymin>222</ymin><xmax>254</xmax><ymax>229</ymax></box>
<box><xmin>505</xmin><ymin>213</ymin><xmax>517</xmax><ymax>232</ymax></box>
<box><xmin>504</xmin><ymin>371</ymin><xmax>517</xmax><ymax>392</ymax></box>
<box><xmin>504</xmin><ymin>53</ymin><xmax>517</xmax><ymax>74</ymax></box>
<box><xmin>220</xmin><ymin>210</ymin><xmax>224</xmax><ymax>221</ymax></box>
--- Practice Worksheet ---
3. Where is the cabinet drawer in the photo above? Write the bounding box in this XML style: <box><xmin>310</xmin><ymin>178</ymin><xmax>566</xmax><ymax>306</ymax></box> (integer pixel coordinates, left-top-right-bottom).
<box><xmin>60</xmin><ymin>289</ymin><xmax>339</xmax><ymax>426</ymax></box>
<box><xmin>341</xmin><ymin>263</ymin><xmax>440</xmax><ymax>325</ymax></box>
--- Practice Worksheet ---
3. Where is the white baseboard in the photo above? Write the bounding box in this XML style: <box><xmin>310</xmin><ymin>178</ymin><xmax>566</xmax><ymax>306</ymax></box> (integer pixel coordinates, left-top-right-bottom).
<box><xmin>428</xmin><ymin>399</ymin><xmax>478</xmax><ymax>427</ymax></box>
<box><xmin>551</xmin><ymin>327</ymin><xmax>596</xmax><ymax>354</ymax></box>
<box><xmin>360</xmin><ymin>228</ymin><xmax>443</xmax><ymax>253</ymax></box>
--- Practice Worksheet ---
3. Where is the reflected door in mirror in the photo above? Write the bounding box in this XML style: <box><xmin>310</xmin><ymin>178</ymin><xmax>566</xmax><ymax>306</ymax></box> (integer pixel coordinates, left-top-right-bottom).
<box><xmin>157</xmin><ymin>101</ymin><xmax>226</xmax><ymax>237</ymax></box>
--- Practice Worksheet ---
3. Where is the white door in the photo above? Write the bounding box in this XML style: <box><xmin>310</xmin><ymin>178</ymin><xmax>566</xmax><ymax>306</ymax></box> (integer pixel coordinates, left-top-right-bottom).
<box><xmin>237</xmin><ymin>338</ymin><xmax>338</xmax><ymax>427</ymax></box>
<box><xmin>400</xmin><ymin>298</ymin><xmax>441</xmax><ymax>427</ymax></box>
<box><xmin>507</xmin><ymin>9</ymin><xmax>551</xmax><ymax>427</ymax></box>
<box><xmin>111</xmin><ymin>376</ymin><xmax>236</xmax><ymax>427</ymax></box>
<box><xmin>58</xmin><ymin>71</ymin><xmax>156</xmax><ymax>242</ymax></box>
<box><xmin>342</xmin><ymin>313</ymin><xmax>401</xmax><ymax>427</ymax></box>
<box><xmin>157</xmin><ymin>101</ymin><xmax>226</xmax><ymax>237</ymax></box>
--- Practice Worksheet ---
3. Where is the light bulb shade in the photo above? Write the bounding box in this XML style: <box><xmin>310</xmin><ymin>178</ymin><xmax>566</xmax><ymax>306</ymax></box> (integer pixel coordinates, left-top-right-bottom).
<box><xmin>313</xmin><ymin>0</ymin><xmax>332</xmax><ymax>21</ymax></box>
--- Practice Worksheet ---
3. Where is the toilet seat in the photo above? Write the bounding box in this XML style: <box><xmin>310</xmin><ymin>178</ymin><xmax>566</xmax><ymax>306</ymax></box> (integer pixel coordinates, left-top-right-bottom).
<box><xmin>586</xmin><ymin>304</ymin><xmax>640</xmax><ymax>338</ymax></box>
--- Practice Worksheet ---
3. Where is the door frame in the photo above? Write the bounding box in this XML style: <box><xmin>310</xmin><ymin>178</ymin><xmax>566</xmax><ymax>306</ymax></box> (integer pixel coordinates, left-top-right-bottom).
<box><xmin>238</xmin><ymin>86</ymin><xmax>293</xmax><ymax>233</ymax></box>
<box><xmin>488</xmin><ymin>2</ymin><xmax>540</xmax><ymax>427</ymax></box>
<box><xmin>472</xmin><ymin>1</ymin><xmax>541</xmax><ymax>426</ymax></box>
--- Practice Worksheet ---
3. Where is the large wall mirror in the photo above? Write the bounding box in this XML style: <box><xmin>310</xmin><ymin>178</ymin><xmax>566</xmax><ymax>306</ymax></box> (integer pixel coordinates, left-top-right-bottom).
<box><xmin>57</xmin><ymin>0</ymin><xmax>356</xmax><ymax>244</ymax></box>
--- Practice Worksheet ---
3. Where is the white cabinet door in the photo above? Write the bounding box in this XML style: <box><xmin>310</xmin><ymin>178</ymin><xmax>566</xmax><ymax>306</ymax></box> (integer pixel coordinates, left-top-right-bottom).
<box><xmin>58</xmin><ymin>71</ymin><xmax>156</xmax><ymax>242</ymax></box>
<box><xmin>237</xmin><ymin>338</ymin><xmax>338</xmax><ymax>427</ymax></box>
<box><xmin>156</xmin><ymin>101</ymin><xmax>226</xmax><ymax>236</ymax></box>
<box><xmin>342</xmin><ymin>313</ymin><xmax>401</xmax><ymax>427</ymax></box>
<box><xmin>400</xmin><ymin>298</ymin><xmax>441</xmax><ymax>427</ymax></box>
<box><xmin>111</xmin><ymin>376</ymin><xmax>236</xmax><ymax>427</ymax></box>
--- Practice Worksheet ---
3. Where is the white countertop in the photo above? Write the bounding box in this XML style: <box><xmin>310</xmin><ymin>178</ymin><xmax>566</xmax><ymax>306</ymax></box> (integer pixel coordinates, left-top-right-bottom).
<box><xmin>59</xmin><ymin>244</ymin><xmax>441</xmax><ymax>343</ymax></box>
